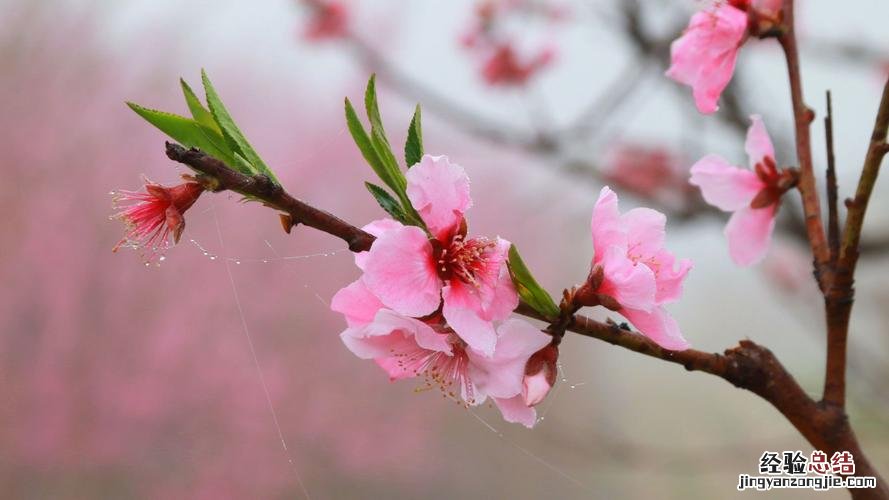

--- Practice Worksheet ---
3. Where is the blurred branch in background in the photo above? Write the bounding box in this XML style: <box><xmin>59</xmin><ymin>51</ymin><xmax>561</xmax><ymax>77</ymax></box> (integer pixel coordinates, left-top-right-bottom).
<box><xmin>305</xmin><ymin>0</ymin><xmax>889</xmax><ymax>258</ymax></box>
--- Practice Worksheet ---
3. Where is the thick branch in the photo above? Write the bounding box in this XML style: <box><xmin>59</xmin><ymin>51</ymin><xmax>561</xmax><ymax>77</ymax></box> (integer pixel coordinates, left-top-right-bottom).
<box><xmin>165</xmin><ymin>144</ymin><xmax>886</xmax><ymax>497</ymax></box>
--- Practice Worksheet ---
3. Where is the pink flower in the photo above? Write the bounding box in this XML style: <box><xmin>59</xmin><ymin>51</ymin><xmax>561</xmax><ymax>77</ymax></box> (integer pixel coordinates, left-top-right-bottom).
<box><xmin>111</xmin><ymin>176</ymin><xmax>204</xmax><ymax>262</ymax></box>
<box><xmin>666</xmin><ymin>2</ymin><xmax>749</xmax><ymax>114</ymax></box>
<box><xmin>579</xmin><ymin>186</ymin><xmax>692</xmax><ymax>350</ymax></box>
<box><xmin>331</xmin><ymin>279</ymin><xmax>550</xmax><ymax>427</ymax></box>
<box><xmin>302</xmin><ymin>0</ymin><xmax>349</xmax><ymax>41</ymax></box>
<box><xmin>360</xmin><ymin>155</ymin><xmax>518</xmax><ymax>356</ymax></box>
<box><xmin>690</xmin><ymin>115</ymin><xmax>797</xmax><ymax>266</ymax></box>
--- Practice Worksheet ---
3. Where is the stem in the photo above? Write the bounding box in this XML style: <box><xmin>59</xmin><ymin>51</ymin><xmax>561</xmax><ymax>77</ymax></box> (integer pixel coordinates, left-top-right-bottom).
<box><xmin>165</xmin><ymin>143</ymin><xmax>886</xmax><ymax>497</ymax></box>
<box><xmin>778</xmin><ymin>0</ymin><xmax>830</xmax><ymax>283</ymax></box>
<box><xmin>823</xmin><ymin>78</ymin><xmax>889</xmax><ymax>408</ymax></box>
<box><xmin>825</xmin><ymin>90</ymin><xmax>839</xmax><ymax>263</ymax></box>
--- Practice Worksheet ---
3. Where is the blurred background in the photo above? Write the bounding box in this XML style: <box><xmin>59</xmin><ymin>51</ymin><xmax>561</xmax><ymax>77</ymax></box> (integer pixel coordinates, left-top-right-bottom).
<box><xmin>1</xmin><ymin>0</ymin><xmax>888</xmax><ymax>498</ymax></box>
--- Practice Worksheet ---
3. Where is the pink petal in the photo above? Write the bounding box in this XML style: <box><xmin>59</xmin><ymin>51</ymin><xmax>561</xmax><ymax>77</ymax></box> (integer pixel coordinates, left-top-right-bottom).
<box><xmin>620</xmin><ymin>306</ymin><xmax>690</xmax><ymax>351</ymax></box>
<box><xmin>522</xmin><ymin>371</ymin><xmax>552</xmax><ymax>407</ymax></box>
<box><xmin>599</xmin><ymin>246</ymin><xmax>656</xmax><ymax>312</ymax></box>
<box><xmin>476</xmin><ymin>238</ymin><xmax>520</xmax><ymax>321</ymax></box>
<box><xmin>725</xmin><ymin>205</ymin><xmax>777</xmax><ymax>266</ymax></box>
<box><xmin>591</xmin><ymin>186</ymin><xmax>627</xmax><ymax>262</ymax></box>
<box><xmin>745</xmin><ymin>114</ymin><xmax>775</xmax><ymax>167</ymax></box>
<box><xmin>406</xmin><ymin>155</ymin><xmax>472</xmax><ymax>240</ymax></box>
<box><xmin>442</xmin><ymin>281</ymin><xmax>498</xmax><ymax>357</ymax></box>
<box><xmin>622</xmin><ymin>207</ymin><xmax>666</xmax><ymax>260</ymax></box>
<box><xmin>651</xmin><ymin>249</ymin><xmax>693</xmax><ymax>305</ymax></box>
<box><xmin>363</xmin><ymin>225</ymin><xmax>442</xmax><ymax>317</ymax></box>
<box><xmin>330</xmin><ymin>278</ymin><xmax>384</xmax><ymax>327</ymax></box>
<box><xmin>493</xmin><ymin>395</ymin><xmax>537</xmax><ymax>428</ymax></box>
<box><xmin>466</xmin><ymin>319</ymin><xmax>550</xmax><ymax>399</ymax></box>
<box><xmin>339</xmin><ymin>312</ymin><xmax>425</xmax><ymax>360</ymax></box>
<box><xmin>374</xmin><ymin>309</ymin><xmax>452</xmax><ymax>355</ymax></box>
<box><xmin>665</xmin><ymin>6</ymin><xmax>748</xmax><ymax>114</ymax></box>
<box><xmin>690</xmin><ymin>155</ymin><xmax>763</xmax><ymax>211</ymax></box>
<box><xmin>354</xmin><ymin>218</ymin><xmax>404</xmax><ymax>270</ymax></box>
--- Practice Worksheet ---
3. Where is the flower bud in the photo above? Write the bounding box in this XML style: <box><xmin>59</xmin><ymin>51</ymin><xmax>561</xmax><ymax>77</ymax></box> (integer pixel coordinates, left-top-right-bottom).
<box><xmin>522</xmin><ymin>344</ymin><xmax>558</xmax><ymax>406</ymax></box>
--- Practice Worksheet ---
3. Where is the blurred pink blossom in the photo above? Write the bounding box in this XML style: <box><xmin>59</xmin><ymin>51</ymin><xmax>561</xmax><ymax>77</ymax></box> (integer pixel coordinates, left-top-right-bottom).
<box><xmin>301</xmin><ymin>0</ymin><xmax>349</xmax><ymax>41</ymax></box>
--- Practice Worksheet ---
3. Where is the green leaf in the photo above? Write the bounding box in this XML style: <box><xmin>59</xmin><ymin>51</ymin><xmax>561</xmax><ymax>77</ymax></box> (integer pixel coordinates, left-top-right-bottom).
<box><xmin>180</xmin><ymin>78</ymin><xmax>220</xmax><ymax>134</ymax></box>
<box><xmin>507</xmin><ymin>244</ymin><xmax>560</xmax><ymax>321</ymax></box>
<box><xmin>404</xmin><ymin>104</ymin><xmax>423</xmax><ymax>167</ymax></box>
<box><xmin>126</xmin><ymin>102</ymin><xmax>240</xmax><ymax>170</ymax></box>
<box><xmin>363</xmin><ymin>74</ymin><xmax>389</xmax><ymax>141</ymax></box>
<box><xmin>345</xmin><ymin>98</ymin><xmax>394</xmax><ymax>185</ymax></box>
<box><xmin>200</xmin><ymin>70</ymin><xmax>279</xmax><ymax>184</ymax></box>
<box><xmin>365</xmin><ymin>182</ymin><xmax>406</xmax><ymax>222</ymax></box>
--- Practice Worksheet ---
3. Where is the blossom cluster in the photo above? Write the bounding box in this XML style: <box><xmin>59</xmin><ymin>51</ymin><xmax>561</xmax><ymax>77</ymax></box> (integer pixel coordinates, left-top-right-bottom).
<box><xmin>331</xmin><ymin>155</ymin><xmax>555</xmax><ymax>427</ymax></box>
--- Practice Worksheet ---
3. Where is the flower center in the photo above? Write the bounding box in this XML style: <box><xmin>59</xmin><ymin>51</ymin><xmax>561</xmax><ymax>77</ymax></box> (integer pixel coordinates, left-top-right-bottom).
<box><xmin>435</xmin><ymin>234</ymin><xmax>497</xmax><ymax>286</ymax></box>
<box><xmin>390</xmin><ymin>332</ymin><xmax>477</xmax><ymax>406</ymax></box>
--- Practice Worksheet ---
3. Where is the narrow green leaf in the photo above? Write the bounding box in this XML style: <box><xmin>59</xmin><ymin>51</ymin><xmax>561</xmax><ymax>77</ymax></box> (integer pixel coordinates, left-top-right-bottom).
<box><xmin>180</xmin><ymin>78</ymin><xmax>220</xmax><ymax>134</ymax></box>
<box><xmin>364</xmin><ymin>74</ymin><xmax>389</xmax><ymax>140</ymax></box>
<box><xmin>362</xmin><ymin>75</ymin><xmax>406</xmax><ymax>193</ymax></box>
<box><xmin>201</xmin><ymin>70</ymin><xmax>279</xmax><ymax>184</ymax></box>
<box><xmin>507</xmin><ymin>244</ymin><xmax>560</xmax><ymax>321</ymax></box>
<box><xmin>126</xmin><ymin>102</ymin><xmax>241</xmax><ymax>170</ymax></box>
<box><xmin>365</xmin><ymin>182</ymin><xmax>406</xmax><ymax>222</ymax></box>
<box><xmin>404</xmin><ymin>104</ymin><xmax>423</xmax><ymax>167</ymax></box>
<box><xmin>345</xmin><ymin>98</ymin><xmax>393</xmax><ymax>185</ymax></box>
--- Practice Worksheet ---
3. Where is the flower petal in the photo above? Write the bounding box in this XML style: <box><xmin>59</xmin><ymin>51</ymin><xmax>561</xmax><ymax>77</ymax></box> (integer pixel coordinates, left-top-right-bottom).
<box><xmin>665</xmin><ymin>6</ymin><xmax>748</xmax><ymax>114</ymax></box>
<box><xmin>330</xmin><ymin>278</ymin><xmax>384</xmax><ymax>327</ymax></box>
<box><xmin>363</xmin><ymin>225</ymin><xmax>442</xmax><ymax>317</ymax></box>
<box><xmin>442</xmin><ymin>282</ymin><xmax>497</xmax><ymax>357</ymax></box>
<box><xmin>466</xmin><ymin>319</ymin><xmax>550</xmax><ymax>399</ymax></box>
<box><xmin>406</xmin><ymin>155</ymin><xmax>472</xmax><ymax>240</ymax></box>
<box><xmin>591</xmin><ymin>186</ymin><xmax>627</xmax><ymax>261</ymax></box>
<box><xmin>622</xmin><ymin>207</ymin><xmax>666</xmax><ymax>260</ymax></box>
<box><xmin>493</xmin><ymin>395</ymin><xmax>537</xmax><ymax>428</ymax></box>
<box><xmin>354</xmin><ymin>218</ymin><xmax>404</xmax><ymax>270</ymax></box>
<box><xmin>651</xmin><ymin>250</ymin><xmax>693</xmax><ymax>305</ymax></box>
<box><xmin>745</xmin><ymin>114</ymin><xmax>775</xmax><ymax>167</ymax></box>
<box><xmin>690</xmin><ymin>154</ymin><xmax>763</xmax><ymax>211</ymax></box>
<box><xmin>599</xmin><ymin>246</ymin><xmax>657</xmax><ymax>312</ymax></box>
<box><xmin>724</xmin><ymin>205</ymin><xmax>777</xmax><ymax>266</ymax></box>
<box><xmin>620</xmin><ymin>306</ymin><xmax>690</xmax><ymax>351</ymax></box>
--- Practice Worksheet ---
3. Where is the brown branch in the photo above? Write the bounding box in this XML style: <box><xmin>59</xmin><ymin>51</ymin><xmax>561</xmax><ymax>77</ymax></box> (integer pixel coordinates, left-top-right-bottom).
<box><xmin>165</xmin><ymin>143</ymin><xmax>375</xmax><ymax>253</ymax></box>
<box><xmin>825</xmin><ymin>90</ymin><xmax>840</xmax><ymax>263</ymax></box>
<box><xmin>778</xmin><ymin>0</ymin><xmax>830</xmax><ymax>286</ymax></box>
<box><xmin>165</xmin><ymin>143</ymin><xmax>886</xmax><ymax>497</ymax></box>
<box><xmin>823</xmin><ymin>77</ymin><xmax>889</xmax><ymax>409</ymax></box>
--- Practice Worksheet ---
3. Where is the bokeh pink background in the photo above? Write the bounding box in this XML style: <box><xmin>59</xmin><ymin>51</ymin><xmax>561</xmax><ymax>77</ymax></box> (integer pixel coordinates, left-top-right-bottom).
<box><xmin>2</xmin><ymin>1</ymin><xmax>888</xmax><ymax>498</ymax></box>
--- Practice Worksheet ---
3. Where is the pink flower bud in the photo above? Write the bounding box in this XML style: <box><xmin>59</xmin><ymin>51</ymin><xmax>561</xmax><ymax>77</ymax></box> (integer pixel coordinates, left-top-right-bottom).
<box><xmin>522</xmin><ymin>344</ymin><xmax>558</xmax><ymax>406</ymax></box>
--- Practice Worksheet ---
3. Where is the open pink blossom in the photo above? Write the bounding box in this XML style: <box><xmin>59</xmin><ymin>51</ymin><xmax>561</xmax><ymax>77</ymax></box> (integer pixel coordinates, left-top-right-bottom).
<box><xmin>360</xmin><ymin>154</ymin><xmax>518</xmax><ymax>357</ymax></box>
<box><xmin>581</xmin><ymin>186</ymin><xmax>693</xmax><ymax>350</ymax></box>
<box><xmin>331</xmin><ymin>281</ymin><xmax>550</xmax><ymax>427</ymax></box>
<box><xmin>111</xmin><ymin>176</ymin><xmax>204</xmax><ymax>262</ymax></box>
<box><xmin>666</xmin><ymin>2</ymin><xmax>749</xmax><ymax>114</ymax></box>
<box><xmin>690</xmin><ymin>115</ymin><xmax>796</xmax><ymax>266</ymax></box>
